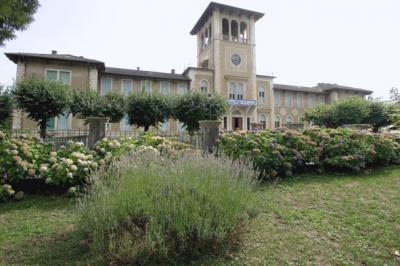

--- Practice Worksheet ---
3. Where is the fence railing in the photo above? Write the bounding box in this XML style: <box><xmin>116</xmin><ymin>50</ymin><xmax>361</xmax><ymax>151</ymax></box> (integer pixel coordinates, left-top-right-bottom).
<box><xmin>11</xmin><ymin>129</ymin><xmax>201</xmax><ymax>149</ymax></box>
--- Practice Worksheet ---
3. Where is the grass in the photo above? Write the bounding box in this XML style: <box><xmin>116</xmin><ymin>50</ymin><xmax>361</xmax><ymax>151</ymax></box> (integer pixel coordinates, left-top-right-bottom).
<box><xmin>1</xmin><ymin>166</ymin><xmax>400</xmax><ymax>265</ymax></box>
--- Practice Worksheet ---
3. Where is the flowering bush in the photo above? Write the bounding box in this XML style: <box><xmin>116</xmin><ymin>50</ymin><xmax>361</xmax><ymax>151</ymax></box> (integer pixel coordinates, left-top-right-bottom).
<box><xmin>217</xmin><ymin>129</ymin><xmax>320</xmax><ymax>178</ymax></box>
<box><xmin>0</xmin><ymin>130</ymin><xmax>194</xmax><ymax>201</ymax></box>
<box><xmin>41</xmin><ymin>141</ymin><xmax>98</xmax><ymax>187</ymax></box>
<box><xmin>0</xmin><ymin>131</ymin><xmax>51</xmax><ymax>183</ymax></box>
<box><xmin>218</xmin><ymin>127</ymin><xmax>400</xmax><ymax>178</ymax></box>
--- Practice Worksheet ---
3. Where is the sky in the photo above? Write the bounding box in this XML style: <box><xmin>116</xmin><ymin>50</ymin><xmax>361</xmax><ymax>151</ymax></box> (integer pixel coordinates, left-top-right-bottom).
<box><xmin>1</xmin><ymin>0</ymin><xmax>399</xmax><ymax>99</ymax></box>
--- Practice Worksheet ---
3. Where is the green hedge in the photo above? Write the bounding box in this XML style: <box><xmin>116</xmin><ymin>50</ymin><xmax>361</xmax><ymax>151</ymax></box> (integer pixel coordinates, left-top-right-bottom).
<box><xmin>217</xmin><ymin>127</ymin><xmax>400</xmax><ymax>178</ymax></box>
<box><xmin>0</xmin><ymin>131</ymin><xmax>192</xmax><ymax>201</ymax></box>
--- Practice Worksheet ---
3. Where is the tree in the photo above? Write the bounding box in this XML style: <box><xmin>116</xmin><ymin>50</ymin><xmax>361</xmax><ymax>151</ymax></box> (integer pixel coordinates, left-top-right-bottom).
<box><xmin>0</xmin><ymin>85</ymin><xmax>14</xmax><ymax>126</ymax></box>
<box><xmin>304</xmin><ymin>104</ymin><xmax>336</xmax><ymax>127</ymax></box>
<box><xmin>388</xmin><ymin>103</ymin><xmax>400</xmax><ymax>127</ymax></box>
<box><xmin>334</xmin><ymin>97</ymin><xmax>371</xmax><ymax>126</ymax></box>
<box><xmin>126</xmin><ymin>92</ymin><xmax>171</xmax><ymax>131</ymax></box>
<box><xmin>390</xmin><ymin>87</ymin><xmax>399</xmax><ymax>101</ymax></box>
<box><xmin>0</xmin><ymin>0</ymin><xmax>40</xmax><ymax>46</ymax></box>
<box><xmin>70</xmin><ymin>90</ymin><xmax>125</xmax><ymax>123</ymax></box>
<box><xmin>304</xmin><ymin>97</ymin><xmax>371</xmax><ymax>128</ymax></box>
<box><xmin>363</xmin><ymin>100</ymin><xmax>390</xmax><ymax>132</ymax></box>
<box><xmin>13</xmin><ymin>77</ymin><xmax>71</xmax><ymax>139</ymax></box>
<box><xmin>172</xmin><ymin>92</ymin><xmax>227</xmax><ymax>135</ymax></box>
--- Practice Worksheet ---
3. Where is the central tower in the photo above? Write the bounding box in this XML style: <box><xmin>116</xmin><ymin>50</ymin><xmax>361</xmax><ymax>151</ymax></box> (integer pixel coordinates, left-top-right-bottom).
<box><xmin>190</xmin><ymin>2</ymin><xmax>265</xmax><ymax>130</ymax></box>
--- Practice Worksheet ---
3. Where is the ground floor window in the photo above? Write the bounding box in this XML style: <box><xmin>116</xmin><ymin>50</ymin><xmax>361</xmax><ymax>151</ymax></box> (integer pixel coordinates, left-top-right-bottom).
<box><xmin>223</xmin><ymin>117</ymin><xmax>227</xmax><ymax>130</ymax></box>
<box><xmin>120</xmin><ymin>114</ymin><xmax>131</xmax><ymax>131</ymax></box>
<box><xmin>247</xmin><ymin>117</ymin><xmax>250</xmax><ymax>130</ymax></box>
<box><xmin>259</xmin><ymin>114</ymin><xmax>267</xmax><ymax>129</ymax></box>
<box><xmin>275</xmin><ymin>115</ymin><xmax>281</xmax><ymax>128</ymax></box>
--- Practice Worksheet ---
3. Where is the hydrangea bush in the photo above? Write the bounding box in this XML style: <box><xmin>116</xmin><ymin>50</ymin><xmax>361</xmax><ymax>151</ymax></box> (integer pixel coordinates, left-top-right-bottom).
<box><xmin>218</xmin><ymin>127</ymin><xmax>400</xmax><ymax>179</ymax></box>
<box><xmin>0</xmin><ymin>130</ymin><xmax>193</xmax><ymax>201</ymax></box>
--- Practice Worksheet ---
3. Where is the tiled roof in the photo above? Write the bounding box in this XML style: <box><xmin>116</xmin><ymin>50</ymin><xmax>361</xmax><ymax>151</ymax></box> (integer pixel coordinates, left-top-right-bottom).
<box><xmin>5</xmin><ymin>52</ymin><xmax>105</xmax><ymax>68</ymax></box>
<box><xmin>274</xmin><ymin>83</ymin><xmax>372</xmax><ymax>94</ymax></box>
<box><xmin>273</xmin><ymin>83</ymin><xmax>324</xmax><ymax>93</ymax></box>
<box><xmin>190</xmin><ymin>2</ymin><xmax>264</xmax><ymax>35</ymax></box>
<box><xmin>103</xmin><ymin>67</ymin><xmax>191</xmax><ymax>81</ymax></box>
<box><xmin>315</xmin><ymin>83</ymin><xmax>373</xmax><ymax>94</ymax></box>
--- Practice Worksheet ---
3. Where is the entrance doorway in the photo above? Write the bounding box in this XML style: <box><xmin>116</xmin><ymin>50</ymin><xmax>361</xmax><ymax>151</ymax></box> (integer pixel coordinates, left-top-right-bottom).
<box><xmin>232</xmin><ymin>117</ymin><xmax>243</xmax><ymax>131</ymax></box>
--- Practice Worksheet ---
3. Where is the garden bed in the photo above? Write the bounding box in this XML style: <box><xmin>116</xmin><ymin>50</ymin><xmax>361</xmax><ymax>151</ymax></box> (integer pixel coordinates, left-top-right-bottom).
<box><xmin>1</xmin><ymin>166</ymin><xmax>399</xmax><ymax>265</ymax></box>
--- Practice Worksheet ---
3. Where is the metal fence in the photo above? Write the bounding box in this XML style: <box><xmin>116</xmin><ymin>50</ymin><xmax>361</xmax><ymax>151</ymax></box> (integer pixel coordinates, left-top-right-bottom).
<box><xmin>11</xmin><ymin>129</ymin><xmax>201</xmax><ymax>149</ymax></box>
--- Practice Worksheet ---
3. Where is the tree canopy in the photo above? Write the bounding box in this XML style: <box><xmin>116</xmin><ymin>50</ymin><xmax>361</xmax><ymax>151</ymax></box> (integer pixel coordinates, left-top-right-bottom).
<box><xmin>70</xmin><ymin>90</ymin><xmax>125</xmax><ymax>123</ymax></box>
<box><xmin>304</xmin><ymin>97</ymin><xmax>390</xmax><ymax>131</ymax></box>
<box><xmin>172</xmin><ymin>92</ymin><xmax>227</xmax><ymax>134</ymax></box>
<box><xmin>0</xmin><ymin>86</ymin><xmax>14</xmax><ymax>127</ymax></box>
<box><xmin>0</xmin><ymin>0</ymin><xmax>40</xmax><ymax>46</ymax></box>
<box><xmin>13</xmin><ymin>77</ymin><xmax>71</xmax><ymax>138</ymax></box>
<box><xmin>126</xmin><ymin>92</ymin><xmax>171</xmax><ymax>131</ymax></box>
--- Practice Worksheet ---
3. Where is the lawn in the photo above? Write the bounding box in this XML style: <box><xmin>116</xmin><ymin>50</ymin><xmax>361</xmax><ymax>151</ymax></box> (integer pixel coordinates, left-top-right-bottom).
<box><xmin>1</xmin><ymin>166</ymin><xmax>400</xmax><ymax>265</ymax></box>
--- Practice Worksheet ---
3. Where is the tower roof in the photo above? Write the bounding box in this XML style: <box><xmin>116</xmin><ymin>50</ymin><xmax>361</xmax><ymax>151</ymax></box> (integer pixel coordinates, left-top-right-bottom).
<box><xmin>190</xmin><ymin>2</ymin><xmax>264</xmax><ymax>35</ymax></box>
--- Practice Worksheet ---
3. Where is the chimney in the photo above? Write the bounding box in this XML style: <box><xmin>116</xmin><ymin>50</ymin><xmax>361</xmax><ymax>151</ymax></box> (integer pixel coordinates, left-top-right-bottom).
<box><xmin>51</xmin><ymin>50</ymin><xmax>57</xmax><ymax>55</ymax></box>
<box><xmin>137</xmin><ymin>67</ymin><xmax>140</xmax><ymax>71</ymax></box>
<box><xmin>171</xmin><ymin>69</ymin><xmax>175</xmax><ymax>74</ymax></box>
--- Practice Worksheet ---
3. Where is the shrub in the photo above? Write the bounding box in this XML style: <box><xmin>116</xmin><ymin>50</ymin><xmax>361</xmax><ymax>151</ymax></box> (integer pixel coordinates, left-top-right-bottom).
<box><xmin>0</xmin><ymin>131</ymin><xmax>51</xmax><ymax>183</ymax></box>
<box><xmin>0</xmin><ymin>88</ymin><xmax>14</xmax><ymax>128</ymax></box>
<box><xmin>217</xmin><ymin>129</ymin><xmax>321</xmax><ymax>178</ymax></box>
<box><xmin>218</xmin><ymin>127</ymin><xmax>400</xmax><ymax>178</ymax></box>
<box><xmin>78</xmin><ymin>150</ymin><xmax>257</xmax><ymax>264</ymax></box>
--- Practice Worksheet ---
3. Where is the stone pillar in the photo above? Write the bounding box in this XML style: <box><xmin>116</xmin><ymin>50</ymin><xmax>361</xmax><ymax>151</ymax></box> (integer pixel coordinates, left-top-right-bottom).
<box><xmin>199</xmin><ymin>120</ymin><xmax>221</xmax><ymax>153</ymax></box>
<box><xmin>87</xmin><ymin>117</ymin><xmax>109</xmax><ymax>148</ymax></box>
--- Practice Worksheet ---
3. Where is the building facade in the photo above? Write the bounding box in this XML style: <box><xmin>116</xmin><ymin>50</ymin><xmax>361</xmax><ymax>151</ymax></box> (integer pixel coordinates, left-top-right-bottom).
<box><xmin>5</xmin><ymin>2</ymin><xmax>372</xmax><ymax>134</ymax></box>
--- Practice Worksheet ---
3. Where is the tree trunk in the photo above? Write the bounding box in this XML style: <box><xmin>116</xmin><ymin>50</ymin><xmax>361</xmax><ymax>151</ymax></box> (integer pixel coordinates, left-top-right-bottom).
<box><xmin>144</xmin><ymin>125</ymin><xmax>150</xmax><ymax>132</ymax></box>
<box><xmin>39</xmin><ymin>120</ymin><xmax>47</xmax><ymax>139</ymax></box>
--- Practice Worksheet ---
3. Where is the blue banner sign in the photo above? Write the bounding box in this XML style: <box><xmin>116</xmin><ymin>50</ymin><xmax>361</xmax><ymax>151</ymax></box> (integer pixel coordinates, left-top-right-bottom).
<box><xmin>227</xmin><ymin>99</ymin><xmax>256</xmax><ymax>106</ymax></box>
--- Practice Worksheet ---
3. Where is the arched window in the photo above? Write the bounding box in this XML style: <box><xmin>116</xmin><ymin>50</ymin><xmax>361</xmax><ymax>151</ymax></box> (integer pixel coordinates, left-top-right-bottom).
<box><xmin>259</xmin><ymin>114</ymin><xmax>267</xmax><ymax>129</ymax></box>
<box><xmin>237</xmin><ymin>83</ymin><xmax>244</xmax><ymax>100</ymax></box>
<box><xmin>239</xmin><ymin>22</ymin><xmax>247</xmax><ymax>43</ymax></box>
<box><xmin>208</xmin><ymin>24</ymin><xmax>212</xmax><ymax>39</ymax></box>
<box><xmin>229</xmin><ymin>82</ymin><xmax>236</xmax><ymax>99</ymax></box>
<box><xmin>231</xmin><ymin>20</ymin><xmax>238</xmax><ymax>41</ymax></box>
<box><xmin>275</xmin><ymin>115</ymin><xmax>281</xmax><ymax>128</ymax></box>
<box><xmin>259</xmin><ymin>86</ymin><xmax>265</xmax><ymax>103</ymax></box>
<box><xmin>222</xmin><ymin>18</ymin><xmax>229</xmax><ymax>40</ymax></box>
<box><xmin>286</xmin><ymin>116</ymin><xmax>293</xmax><ymax>125</ymax></box>
<box><xmin>200</xmin><ymin>80</ymin><xmax>208</xmax><ymax>93</ymax></box>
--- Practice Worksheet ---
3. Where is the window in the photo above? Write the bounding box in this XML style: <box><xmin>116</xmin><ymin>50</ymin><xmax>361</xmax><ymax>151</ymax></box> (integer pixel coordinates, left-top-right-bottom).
<box><xmin>141</xmin><ymin>80</ymin><xmax>152</xmax><ymax>93</ymax></box>
<box><xmin>200</xmin><ymin>80</ymin><xmax>208</xmax><ymax>93</ymax></box>
<box><xmin>47</xmin><ymin>117</ymin><xmax>55</xmax><ymax>130</ymax></box>
<box><xmin>274</xmin><ymin>92</ymin><xmax>280</xmax><ymax>106</ymax></box>
<box><xmin>259</xmin><ymin>114</ymin><xmax>267</xmax><ymax>129</ymax></box>
<box><xmin>177</xmin><ymin>121</ymin><xmax>185</xmax><ymax>132</ymax></box>
<box><xmin>259</xmin><ymin>86</ymin><xmax>265</xmax><ymax>103</ymax></box>
<box><xmin>159</xmin><ymin>120</ymin><xmax>169</xmax><ymax>132</ymax></box>
<box><xmin>177</xmin><ymin>83</ymin><xmax>188</xmax><ymax>95</ymax></box>
<box><xmin>223</xmin><ymin>117</ymin><xmax>227</xmax><ymax>130</ymax></box>
<box><xmin>308</xmin><ymin>95</ymin><xmax>315</xmax><ymax>107</ymax></box>
<box><xmin>274</xmin><ymin>115</ymin><xmax>281</xmax><ymax>128</ymax></box>
<box><xmin>285</xmin><ymin>93</ymin><xmax>292</xmax><ymax>107</ymax></box>
<box><xmin>231</xmin><ymin>20</ymin><xmax>238</xmax><ymax>41</ymax></box>
<box><xmin>297</xmin><ymin>94</ymin><xmax>304</xmax><ymax>107</ymax></box>
<box><xmin>120</xmin><ymin>114</ymin><xmax>130</xmax><ymax>131</ymax></box>
<box><xmin>247</xmin><ymin>117</ymin><xmax>251</xmax><ymax>130</ymax></box>
<box><xmin>57</xmin><ymin>113</ymin><xmax>70</xmax><ymax>130</ymax></box>
<box><xmin>286</xmin><ymin>116</ymin><xmax>293</xmax><ymax>125</ymax></box>
<box><xmin>100</xmin><ymin>77</ymin><xmax>112</xmax><ymax>95</ymax></box>
<box><xmin>121</xmin><ymin>80</ymin><xmax>132</xmax><ymax>96</ymax></box>
<box><xmin>160</xmin><ymin>82</ymin><xmax>170</xmax><ymax>95</ymax></box>
<box><xmin>105</xmin><ymin>123</ymin><xmax>112</xmax><ymax>132</ymax></box>
<box><xmin>319</xmin><ymin>95</ymin><xmax>325</xmax><ymax>104</ymax></box>
<box><xmin>46</xmin><ymin>69</ymin><xmax>70</xmax><ymax>85</ymax></box>
<box><xmin>222</xmin><ymin>18</ymin><xmax>229</xmax><ymax>40</ymax></box>
<box><xmin>237</xmin><ymin>83</ymin><xmax>244</xmax><ymax>100</ymax></box>
<box><xmin>229</xmin><ymin>82</ymin><xmax>236</xmax><ymax>99</ymax></box>
<box><xmin>239</xmin><ymin>22</ymin><xmax>247</xmax><ymax>43</ymax></box>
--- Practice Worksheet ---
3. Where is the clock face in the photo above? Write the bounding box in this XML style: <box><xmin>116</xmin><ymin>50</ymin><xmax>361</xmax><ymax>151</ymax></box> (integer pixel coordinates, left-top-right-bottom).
<box><xmin>231</xmin><ymin>54</ymin><xmax>241</xmax><ymax>65</ymax></box>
